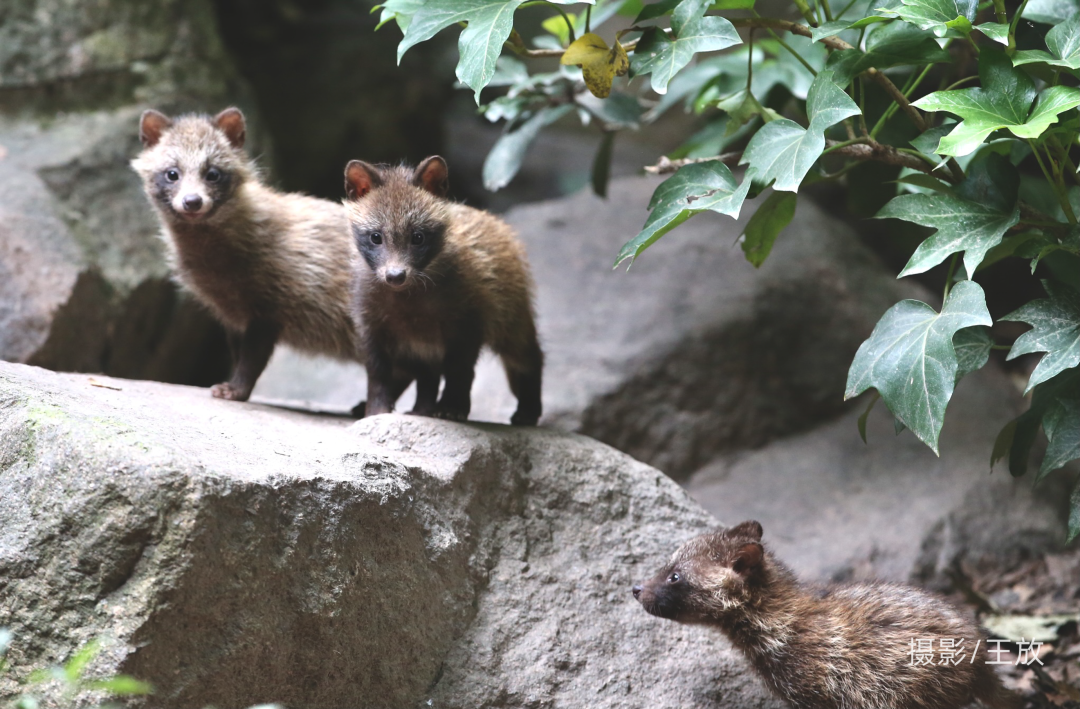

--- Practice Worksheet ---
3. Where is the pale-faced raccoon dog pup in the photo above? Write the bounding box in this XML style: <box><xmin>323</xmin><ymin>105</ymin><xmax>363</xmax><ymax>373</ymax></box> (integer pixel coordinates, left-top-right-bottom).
<box><xmin>343</xmin><ymin>156</ymin><xmax>543</xmax><ymax>426</ymax></box>
<box><xmin>634</xmin><ymin>521</ymin><xmax>1023</xmax><ymax>709</ymax></box>
<box><xmin>131</xmin><ymin>108</ymin><xmax>366</xmax><ymax>409</ymax></box>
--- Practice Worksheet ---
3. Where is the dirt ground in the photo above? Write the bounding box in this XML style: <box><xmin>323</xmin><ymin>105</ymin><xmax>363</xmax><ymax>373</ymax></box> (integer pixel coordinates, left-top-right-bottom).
<box><xmin>950</xmin><ymin>544</ymin><xmax>1080</xmax><ymax>709</ymax></box>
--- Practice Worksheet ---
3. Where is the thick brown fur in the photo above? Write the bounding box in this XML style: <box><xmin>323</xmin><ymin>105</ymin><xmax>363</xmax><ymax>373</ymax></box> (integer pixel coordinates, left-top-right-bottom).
<box><xmin>344</xmin><ymin>157</ymin><xmax>543</xmax><ymax>425</ymax></box>
<box><xmin>131</xmin><ymin>108</ymin><xmax>362</xmax><ymax>404</ymax></box>
<box><xmin>634</xmin><ymin>522</ymin><xmax>1023</xmax><ymax>709</ymax></box>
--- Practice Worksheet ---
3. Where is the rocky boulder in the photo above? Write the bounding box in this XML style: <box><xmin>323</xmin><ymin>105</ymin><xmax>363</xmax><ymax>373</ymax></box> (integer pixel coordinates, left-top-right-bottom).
<box><xmin>255</xmin><ymin>177</ymin><xmax>917</xmax><ymax>478</ymax></box>
<box><xmin>0</xmin><ymin>360</ymin><xmax>781</xmax><ymax>709</ymax></box>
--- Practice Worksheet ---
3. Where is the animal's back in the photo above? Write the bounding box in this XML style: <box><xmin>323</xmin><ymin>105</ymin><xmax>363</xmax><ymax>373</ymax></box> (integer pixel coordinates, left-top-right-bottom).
<box><xmin>444</xmin><ymin>202</ymin><xmax>536</xmax><ymax>356</ymax></box>
<box><xmin>776</xmin><ymin>583</ymin><xmax>999</xmax><ymax>709</ymax></box>
<box><xmin>260</xmin><ymin>188</ymin><xmax>360</xmax><ymax>360</ymax></box>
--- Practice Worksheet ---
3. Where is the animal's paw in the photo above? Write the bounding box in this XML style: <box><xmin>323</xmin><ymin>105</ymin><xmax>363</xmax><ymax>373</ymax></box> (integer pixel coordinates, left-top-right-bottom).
<box><xmin>408</xmin><ymin>404</ymin><xmax>438</xmax><ymax>418</ymax></box>
<box><xmin>510</xmin><ymin>410</ymin><xmax>540</xmax><ymax>427</ymax></box>
<box><xmin>434</xmin><ymin>405</ymin><xmax>468</xmax><ymax>422</ymax></box>
<box><xmin>350</xmin><ymin>401</ymin><xmax>366</xmax><ymax>418</ymax></box>
<box><xmin>211</xmin><ymin>382</ymin><xmax>251</xmax><ymax>401</ymax></box>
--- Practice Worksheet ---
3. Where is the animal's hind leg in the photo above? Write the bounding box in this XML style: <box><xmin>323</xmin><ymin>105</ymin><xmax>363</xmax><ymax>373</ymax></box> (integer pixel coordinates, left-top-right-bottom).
<box><xmin>503</xmin><ymin>340</ymin><xmax>543</xmax><ymax>426</ymax></box>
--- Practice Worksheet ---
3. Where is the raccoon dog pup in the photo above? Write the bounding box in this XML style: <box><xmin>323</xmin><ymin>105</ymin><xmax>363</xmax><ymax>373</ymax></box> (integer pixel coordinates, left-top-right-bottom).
<box><xmin>131</xmin><ymin>108</ymin><xmax>363</xmax><ymax>404</ymax></box>
<box><xmin>344</xmin><ymin>156</ymin><xmax>543</xmax><ymax>425</ymax></box>
<box><xmin>634</xmin><ymin>521</ymin><xmax>1022</xmax><ymax>709</ymax></box>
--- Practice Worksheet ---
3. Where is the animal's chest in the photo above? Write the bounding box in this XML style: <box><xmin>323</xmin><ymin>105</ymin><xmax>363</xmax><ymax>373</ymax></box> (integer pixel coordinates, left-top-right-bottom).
<box><xmin>172</xmin><ymin>234</ymin><xmax>270</xmax><ymax>322</ymax></box>
<box><xmin>379</xmin><ymin>296</ymin><xmax>450</xmax><ymax>363</ymax></box>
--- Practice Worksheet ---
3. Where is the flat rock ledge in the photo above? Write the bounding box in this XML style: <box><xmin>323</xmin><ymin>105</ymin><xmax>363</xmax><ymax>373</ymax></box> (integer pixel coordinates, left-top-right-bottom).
<box><xmin>0</xmin><ymin>361</ymin><xmax>780</xmax><ymax>709</ymax></box>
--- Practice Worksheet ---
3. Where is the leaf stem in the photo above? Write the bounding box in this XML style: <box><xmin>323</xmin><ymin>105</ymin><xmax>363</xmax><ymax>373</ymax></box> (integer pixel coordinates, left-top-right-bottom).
<box><xmin>943</xmin><ymin>252</ymin><xmax>959</xmax><ymax>300</ymax></box>
<box><xmin>821</xmin><ymin>0</ymin><xmax>835</xmax><ymax>22</ymax></box>
<box><xmin>585</xmin><ymin>3</ymin><xmax>591</xmax><ymax>33</ymax></box>
<box><xmin>747</xmin><ymin>29</ymin><xmax>755</xmax><ymax>92</ymax></box>
<box><xmin>791</xmin><ymin>0</ymin><xmax>821</xmax><ymax>26</ymax></box>
<box><xmin>837</xmin><ymin>0</ymin><xmax>862</xmax><ymax>17</ymax></box>
<box><xmin>940</xmin><ymin>75</ymin><xmax>979</xmax><ymax>92</ymax></box>
<box><xmin>870</xmin><ymin>64</ymin><xmax>932</xmax><ymax>139</ymax></box>
<box><xmin>766</xmin><ymin>28</ymin><xmax>819</xmax><ymax>75</ymax></box>
<box><xmin>858</xmin><ymin>77</ymin><xmax>870</xmax><ymax>137</ymax></box>
<box><xmin>991</xmin><ymin>0</ymin><xmax>1008</xmax><ymax>24</ymax></box>
<box><xmin>1030</xmin><ymin>139</ymin><xmax>1078</xmax><ymax>224</ymax></box>
<box><xmin>1008</xmin><ymin>0</ymin><xmax>1030</xmax><ymax>53</ymax></box>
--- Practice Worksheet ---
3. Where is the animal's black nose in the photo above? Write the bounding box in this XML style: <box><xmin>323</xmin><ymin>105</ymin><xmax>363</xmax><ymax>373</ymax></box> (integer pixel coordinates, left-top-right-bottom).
<box><xmin>632</xmin><ymin>585</ymin><xmax>642</xmax><ymax>599</ymax></box>
<box><xmin>385</xmin><ymin>268</ymin><xmax>407</xmax><ymax>286</ymax></box>
<box><xmin>182</xmin><ymin>194</ymin><xmax>203</xmax><ymax>212</ymax></box>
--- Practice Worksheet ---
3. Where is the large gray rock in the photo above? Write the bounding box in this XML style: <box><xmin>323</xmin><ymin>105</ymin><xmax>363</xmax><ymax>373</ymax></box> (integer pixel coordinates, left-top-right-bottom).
<box><xmin>255</xmin><ymin>177</ymin><xmax>915</xmax><ymax>479</ymax></box>
<box><xmin>685</xmin><ymin>364</ymin><xmax>1071</xmax><ymax>584</ymax></box>
<box><xmin>0</xmin><ymin>361</ymin><xmax>781</xmax><ymax>709</ymax></box>
<box><xmin>0</xmin><ymin>0</ymin><xmax>254</xmax><ymax>384</ymax></box>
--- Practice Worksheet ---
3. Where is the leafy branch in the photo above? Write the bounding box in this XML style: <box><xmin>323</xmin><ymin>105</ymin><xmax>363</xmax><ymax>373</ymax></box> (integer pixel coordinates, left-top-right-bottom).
<box><xmin>378</xmin><ymin>0</ymin><xmax>1080</xmax><ymax>541</ymax></box>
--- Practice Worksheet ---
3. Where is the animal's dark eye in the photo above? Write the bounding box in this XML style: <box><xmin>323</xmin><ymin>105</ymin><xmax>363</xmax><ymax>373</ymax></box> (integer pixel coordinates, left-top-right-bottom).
<box><xmin>205</xmin><ymin>167</ymin><xmax>221</xmax><ymax>183</ymax></box>
<box><xmin>668</xmin><ymin>572</ymin><xmax>680</xmax><ymax>583</ymax></box>
<box><xmin>370</xmin><ymin>232</ymin><xmax>383</xmax><ymax>245</ymax></box>
<box><xmin>165</xmin><ymin>169</ymin><xmax>180</xmax><ymax>182</ymax></box>
<box><xmin>411</xmin><ymin>231</ymin><xmax>425</xmax><ymax>245</ymax></box>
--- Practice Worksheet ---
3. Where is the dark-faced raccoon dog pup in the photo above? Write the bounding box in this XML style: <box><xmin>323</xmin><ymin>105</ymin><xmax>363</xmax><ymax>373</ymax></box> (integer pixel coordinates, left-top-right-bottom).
<box><xmin>633</xmin><ymin>521</ymin><xmax>1023</xmax><ymax>709</ymax></box>
<box><xmin>343</xmin><ymin>156</ymin><xmax>543</xmax><ymax>426</ymax></box>
<box><xmin>132</xmin><ymin>108</ymin><xmax>366</xmax><ymax>409</ymax></box>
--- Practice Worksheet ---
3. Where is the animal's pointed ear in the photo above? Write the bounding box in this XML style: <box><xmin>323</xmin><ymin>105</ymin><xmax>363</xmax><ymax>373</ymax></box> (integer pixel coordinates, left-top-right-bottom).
<box><xmin>214</xmin><ymin>107</ymin><xmax>246</xmax><ymax>148</ymax></box>
<box><xmin>139</xmin><ymin>110</ymin><xmax>172</xmax><ymax>147</ymax></box>
<box><xmin>728</xmin><ymin>520</ymin><xmax>763</xmax><ymax>541</ymax></box>
<box><xmin>731</xmin><ymin>543</ymin><xmax>763</xmax><ymax>575</ymax></box>
<box><xmin>412</xmin><ymin>156</ymin><xmax>449</xmax><ymax>197</ymax></box>
<box><xmin>344</xmin><ymin>160</ymin><xmax>383</xmax><ymax>201</ymax></box>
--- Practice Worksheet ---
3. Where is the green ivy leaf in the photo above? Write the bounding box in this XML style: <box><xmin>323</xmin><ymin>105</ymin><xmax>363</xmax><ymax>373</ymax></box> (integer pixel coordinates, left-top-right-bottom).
<box><xmin>1013</xmin><ymin>12</ymin><xmax>1080</xmax><ymax>70</ymax></box>
<box><xmin>741</xmin><ymin>191</ymin><xmax>797</xmax><ymax>267</ymax></box>
<box><xmin>994</xmin><ymin>367</ymin><xmax>1080</xmax><ymax>476</ymax></box>
<box><xmin>954</xmin><ymin>325</ymin><xmax>993</xmax><ymax>381</ymax></box>
<box><xmin>810</xmin><ymin>19</ymin><xmax>855</xmax><ymax>41</ymax></box>
<box><xmin>827</xmin><ymin>22</ymin><xmax>951</xmax><ymax>85</ymax></box>
<box><xmin>632</xmin><ymin>6</ymin><xmax>742</xmax><ymax>94</ymax></box>
<box><xmin>845</xmin><ymin>280</ymin><xmax>993</xmax><ymax>453</ymax></box>
<box><xmin>634</xmin><ymin>0</ymin><xmax>679</xmax><ymax>22</ymax></box>
<box><xmin>886</xmin><ymin>0</ymin><xmax>977</xmax><ymax>35</ymax></box>
<box><xmin>910</xmin><ymin>121</ymin><xmax>957</xmax><ymax>162</ymax></box>
<box><xmin>398</xmin><ymin>0</ymin><xmax>526</xmax><ymax>102</ymax></box>
<box><xmin>378</xmin><ymin>0</ymin><xmax>424</xmax><ymax>32</ymax></box>
<box><xmin>1024</xmin><ymin>0</ymin><xmax>1080</xmax><ymax>25</ymax></box>
<box><xmin>715</xmin><ymin>89</ymin><xmax>782</xmax><ymax>131</ymax></box>
<box><xmin>739</xmin><ymin>70</ymin><xmax>860</xmax><ymax>191</ymax></box>
<box><xmin>913</xmin><ymin>50</ymin><xmax>1080</xmax><ymax>156</ymax></box>
<box><xmin>1040</xmin><ymin>397</ymin><xmax>1080</xmax><ymax>481</ymax></box>
<box><xmin>877</xmin><ymin>154</ymin><xmax>1020</xmax><ymax>278</ymax></box>
<box><xmin>976</xmin><ymin>22</ymin><xmax>1011</xmax><ymax>44</ymax></box>
<box><xmin>874</xmin><ymin>189</ymin><xmax>1019</xmax><ymax>280</ymax></box>
<box><xmin>1002</xmin><ymin>280</ymin><xmax>1080</xmax><ymax>393</ymax></box>
<box><xmin>483</xmin><ymin>105</ymin><xmax>573</xmax><ymax>190</ymax></box>
<box><xmin>615</xmin><ymin>161</ymin><xmax>754</xmax><ymax>266</ymax></box>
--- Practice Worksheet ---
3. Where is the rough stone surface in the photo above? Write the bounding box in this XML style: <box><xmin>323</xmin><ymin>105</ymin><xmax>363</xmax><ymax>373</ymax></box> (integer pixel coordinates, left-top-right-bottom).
<box><xmin>0</xmin><ymin>0</ymin><xmax>257</xmax><ymax>385</ymax></box>
<box><xmin>686</xmin><ymin>364</ymin><xmax>1071</xmax><ymax>584</ymax></box>
<box><xmin>0</xmin><ymin>361</ymin><xmax>781</xmax><ymax>709</ymax></box>
<box><xmin>255</xmin><ymin>176</ymin><xmax>917</xmax><ymax>479</ymax></box>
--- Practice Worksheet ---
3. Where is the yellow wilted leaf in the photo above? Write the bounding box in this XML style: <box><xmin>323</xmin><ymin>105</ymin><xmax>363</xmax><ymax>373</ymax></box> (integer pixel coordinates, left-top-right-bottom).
<box><xmin>560</xmin><ymin>33</ymin><xmax>629</xmax><ymax>99</ymax></box>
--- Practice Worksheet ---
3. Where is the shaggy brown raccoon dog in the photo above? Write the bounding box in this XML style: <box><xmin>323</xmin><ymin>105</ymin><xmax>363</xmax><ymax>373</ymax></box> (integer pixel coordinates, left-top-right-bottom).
<box><xmin>344</xmin><ymin>156</ymin><xmax>543</xmax><ymax>426</ymax></box>
<box><xmin>131</xmin><ymin>107</ymin><xmax>363</xmax><ymax>407</ymax></box>
<box><xmin>634</xmin><ymin>521</ymin><xmax>1023</xmax><ymax>709</ymax></box>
